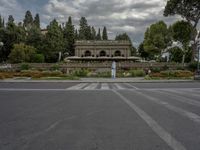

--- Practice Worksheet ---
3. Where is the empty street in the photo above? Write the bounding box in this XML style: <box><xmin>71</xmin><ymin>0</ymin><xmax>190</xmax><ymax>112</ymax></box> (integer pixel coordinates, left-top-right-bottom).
<box><xmin>0</xmin><ymin>82</ymin><xmax>200</xmax><ymax>150</ymax></box>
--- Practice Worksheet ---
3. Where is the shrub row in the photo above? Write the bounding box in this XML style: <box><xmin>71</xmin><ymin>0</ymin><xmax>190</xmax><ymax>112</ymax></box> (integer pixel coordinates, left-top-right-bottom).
<box><xmin>150</xmin><ymin>70</ymin><xmax>194</xmax><ymax>78</ymax></box>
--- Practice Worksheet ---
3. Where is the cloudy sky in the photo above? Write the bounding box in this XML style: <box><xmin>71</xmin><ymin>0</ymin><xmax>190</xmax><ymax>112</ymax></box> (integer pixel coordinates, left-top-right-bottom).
<box><xmin>0</xmin><ymin>0</ymin><xmax>181</xmax><ymax>47</ymax></box>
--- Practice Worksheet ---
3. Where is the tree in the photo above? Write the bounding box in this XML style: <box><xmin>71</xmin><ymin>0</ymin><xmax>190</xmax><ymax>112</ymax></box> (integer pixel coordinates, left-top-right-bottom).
<box><xmin>164</xmin><ymin>0</ymin><xmax>200</xmax><ymax>60</ymax></box>
<box><xmin>138</xmin><ymin>43</ymin><xmax>149</xmax><ymax>59</ymax></box>
<box><xmin>23</xmin><ymin>10</ymin><xmax>33</xmax><ymax>30</ymax></box>
<box><xmin>43</xmin><ymin>19</ymin><xmax>64</xmax><ymax>62</ymax></box>
<box><xmin>0</xmin><ymin>15</ymin><xmax>5</xmax><ymax>28</ymax></box>
<box><xmin>143</xmin><ymin>21</ymin><xmax>170</xmax><ymax>60</ymax></box>
<box><xmin>171</xmin><ymin>20</ymin><xmax>193</xmax><ymax>64</ymax></box>
<box><xmin>96</xmin><ymin>28</ymin><xmax>101</xmax><ymax>40</ymax></box>
<box><xmin>79</xmin><ymin>17</ymin><xmax>88</xmax><ymax>40</ymax></box>
<box><xmin>102</xmin><ymin>26</ymin><xmax>108</xmax><ymax>40</ymax></box>
<box><xmin>91</xmin><ymin>26</ymin><xmax>96</xmax><ymax>40</ymax></box>
<box><xmin>115</xmin><ymin>33</ymin><xmax>135</xmax><ymax>56</ymax></box>
<box><xmin>8</xmin><ymin>43</ymin><xmax>36</xmax><ymax>63</ymax></box>
<box><xmin>74</xmin><ymin>29</ymin><xmax>79</xmax><ymax>40</ymax></box>
<box><xmin>63</xmin><ymin>16</ymin><xmax>75</xmax><ymax>56</ymax></box>
<box><xmin>33</xmin><ymin>13</ymin><xmax>40</xmax><ymax>28</ymax></box>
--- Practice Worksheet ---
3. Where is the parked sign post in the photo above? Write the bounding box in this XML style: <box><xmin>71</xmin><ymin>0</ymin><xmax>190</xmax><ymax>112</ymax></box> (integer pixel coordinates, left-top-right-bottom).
<box><xmin>111</xmin><ymin>61</ymin><xmax>116</xmax><ymax>79</ymax></box>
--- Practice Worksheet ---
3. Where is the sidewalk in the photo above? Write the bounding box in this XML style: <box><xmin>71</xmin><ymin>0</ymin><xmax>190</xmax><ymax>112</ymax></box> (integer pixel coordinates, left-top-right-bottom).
<box><xmin>0</xmin><ymin>77</ymin><xmax>195</xmax><ymax>83</ymax></box>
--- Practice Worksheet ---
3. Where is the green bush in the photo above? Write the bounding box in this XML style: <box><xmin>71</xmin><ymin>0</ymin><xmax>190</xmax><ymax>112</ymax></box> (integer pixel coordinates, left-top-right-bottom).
<box><xmin>72</xmin><ymin>69</ymin><xmax>89</xmax><ymax>77</ymax></box>
<box><xmin>20</xmin><ymin>63</ymin><xmax>30</xmax><ymax>70</ymax></box>
<box><xmin>50</xmin><ymin>64</ymin><xmax>60</xmax><ymax>71</ymax></box>
<box><xmin>32</xmin><ymin>54</ymin><xmax>45</xmax><ymax>63</ymax></box>
<box><xmin>130</xmin><ymin>69</ymin><xmax>145</xmax><ymax>77</ymax></box>
<box><xmin>150</xmin><ymin>67</ymin><xmax>161</xmax><ymax>73</ymax></box>
<box><xmin>188</xmin><ymin>62</ymin><xmax>198</xmax><ymax>71</ymax></box>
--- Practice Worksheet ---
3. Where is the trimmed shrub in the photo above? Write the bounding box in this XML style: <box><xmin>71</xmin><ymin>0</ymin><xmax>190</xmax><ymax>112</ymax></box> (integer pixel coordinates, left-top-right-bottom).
<box><xmin>130</xmin><ymin>69</ymin><xmax>145</xmax><ymax>77</ymax></box>
<box><xmin>72</xmin><ymin>69</ymin><xmax>89</xmax><ymax>77</ymax></box>
<box><xmin>20</xmin><ymin>63</ymin><xmax>30</xmax><ymax>70</ymax></box>
<box><xmin>32</xmin><ymin>54</ymin><xmax>45</xmax><ymax>63</ymax></box>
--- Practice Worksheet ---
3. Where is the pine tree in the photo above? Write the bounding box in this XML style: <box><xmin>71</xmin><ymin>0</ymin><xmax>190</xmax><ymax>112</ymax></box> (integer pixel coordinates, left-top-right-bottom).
<box><xmin>43</xmin><ymin>19</ymin><xmax>64</xmax><ymax>62</ymax></box>
<box><xmin>102</xmin><ymin>26</ymin><xmax>108</xmax><ymax>40</ymax></box>
<box><xmin>63</xmin><ymin>16</ymin><xmax>75</xmax><ymax>56</ymax></box>
<box><xmin>79</xmin><ymin>17</ymin><xmax>88</xmax><ymax>40</ymax></box>
<box><xmin>91</xmin><ymin>26</ymin><xmax>96</xmax><ymax>40</ymax></box>
<box><xmin>96</xmin><ymin>28</ymin><xmax>101</xmax><ymax>40</ymax></box>
<box><xmin>74</xmin><ymin>29</ymin><xmax>79</xmax><ymax>40</ymax></box>
<box><xmin>23</xmin><ymin>10</ymin><xmax>33</xmax><ymax>29</ymax></box>
<box><xmin>33</xmin><ymin>13</ymin><xmax>40</xmax><ymax>28</ymax></box>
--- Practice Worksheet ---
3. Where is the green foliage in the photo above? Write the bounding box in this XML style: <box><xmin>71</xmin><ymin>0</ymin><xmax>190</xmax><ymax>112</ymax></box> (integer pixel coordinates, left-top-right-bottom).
<box><xmin>23</xmin><ymin>10</ymin><xmax>33</xmax><ymax>29</ymax></box>
<box><xmin>72</xmin><ymin>69</ymin><xmax>89</xmax><ymax>77</ymax></box>
<box><xmin>169</xmin><ymin>47</ymin><xmax>183</xmax><ymax>63</ymax></box>
<box><xmin>130</xmin><ymin>69</ymin><xmax>145</xmax><ymax>77</ymax></box>
<box><xmin>96</xmin><ymin>28</ymin><xmax>101</xmax><ymax>40</ymax></box>
<box><xmin>138</xmin><ymin>43</ymin><xmax>149</xmax><ymax>59</ymax></box>
<box><xmin>63</xmin><ymin>16</ymin><xmax>75</xmax><ymax>56</ymax></box>
<box><xmin>33</xmin><ymin>54</ymin><xmax>45</xmax><ymax>63</ymax></box>
<box><xmin>143</xmin><ymin>21</ymin><xmax>170</xmax><ymax>58</ymax></box>
<box><xmin>164</xmin><ymin>0</ymin><xmax>200</xmax><ymax>28</ymax></box>
<box><xmin>102</xmin><ymin>26</ymin><xmax>108</xmax><ymax>40</ymax></box>
<box><xmin>50</xmin><ymin>64</ymin><xmax>60</xmax><ymax>71</ymax></box>
<box><xmin>188</xmin><ymin>62</ymin><xmax>198</xmax><ymax>71</ymax></box>
<box><xmin>33</xmin><ymin>14</ymin><xmax>40</xmax><ymax>28</ymax></box>
<box><xmin>8</xmin><ymin>43</ymin><xmax>36</xmax><ymax>63</ymax></box>
<box><xmin>43</xmin><ymin>19</ymin><xmax>64</xmax><ymax>62</ymax></box>
<box><xmin>20</xmin><ymin>63</ymin><xmax>30</xmax><ymax>70</ymax></box>
<box><xmin>79</xmin><ymin>17</ymin><xmax>89</xmax><ymax>40</ymax></box>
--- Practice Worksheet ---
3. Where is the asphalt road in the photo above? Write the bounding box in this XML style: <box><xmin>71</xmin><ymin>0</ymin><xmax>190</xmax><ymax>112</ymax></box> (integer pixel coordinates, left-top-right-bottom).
<box><xmin>0</xmin><ymin>82</ymin><xmax>200</xmax><ymax>150</ymax></box>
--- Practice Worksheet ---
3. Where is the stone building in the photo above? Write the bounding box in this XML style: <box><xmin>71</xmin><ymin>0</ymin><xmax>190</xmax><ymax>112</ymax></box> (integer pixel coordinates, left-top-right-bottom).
<box><xmin>67</xmin><ymin>40</ymin><xmax>140</xmax><ymax>61</ymax></box>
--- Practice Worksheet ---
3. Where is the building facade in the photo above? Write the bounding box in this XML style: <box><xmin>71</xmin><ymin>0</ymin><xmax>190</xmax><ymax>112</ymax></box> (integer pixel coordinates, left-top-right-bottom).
<box><xmin>66</xmin><ymin>40</ymin><xmax>140</xmax><ymax>61</ymax></box>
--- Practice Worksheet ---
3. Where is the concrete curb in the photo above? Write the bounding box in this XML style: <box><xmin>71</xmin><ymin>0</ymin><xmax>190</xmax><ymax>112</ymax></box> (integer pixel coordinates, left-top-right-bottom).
<box><xmin>0</xmin><ymin>78</ymin><xmax>197</xmax><ymax>83</ymax></box>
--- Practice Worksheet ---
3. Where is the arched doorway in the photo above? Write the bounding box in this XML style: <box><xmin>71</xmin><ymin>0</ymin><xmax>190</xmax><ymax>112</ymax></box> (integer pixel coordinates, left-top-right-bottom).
<box><xmin>99</xmin><ymin>51</ymin><xmax>106</xmax><ymax>57</ymax></box>
<box><xmin>114</xmin><ymin>50</ymin><xmax>121</xmax><ymax>57</ymax></box>
<box><xmin>85</xmin><ymin>50</ymin><xmax>91</xmax><ymax>57</ymax></box>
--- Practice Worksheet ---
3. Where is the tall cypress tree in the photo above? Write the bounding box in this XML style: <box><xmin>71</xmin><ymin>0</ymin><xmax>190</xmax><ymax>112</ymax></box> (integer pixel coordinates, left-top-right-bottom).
<box><xmin>63</xmin><ymin>16</ymin><xmax>75</xmax><ymax>56</ymax></box>
<box><xmin>43</xmin><ymin>19</ymin><xmax>64</xmax><ymax>62</ymax></box>
<box><xmin>33</xmin><ymin>13</ymin><xmax>40</xmax><ymax>28</ymax></box>
<box><xmin>79</xmin><ymin>17</ymin><xmax>88</xmax><ymax>40</ymax></box>
<box><xmin>96</xmin><ymin>28</ymin><xmax>101</xmax><ymax>40</ymax></box>
<box><xmin>74</xmin><ymin>29</ymin><xmax>79</xmax><ymax>40</ymax></box>
<box><xmin>91</xmin><ymin>26</ymin><xmax>96</xmax><ymax>40</ymax></box>
<box><xmin>23</xmin><ymin>10</ymin><xmax>33</xmax><ymax>30</ymax></box>
<box><xmin>102</xmin><ymin>26</ymin><xmax>108</xmax><ymax>40</ymax></box>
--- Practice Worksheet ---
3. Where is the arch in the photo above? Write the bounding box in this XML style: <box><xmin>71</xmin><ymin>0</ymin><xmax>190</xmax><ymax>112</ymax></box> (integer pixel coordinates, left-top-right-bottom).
<box><xmin>84</xmin><ymin>50</ymin><xmax>91</xmax><ymax>57</ymax></box>
<box><xmin>99</xmin><ymin>50</ymin><xmax>106</xmax><ymax>57</ymax></box>
<box><xmin>114</xmin><ymin>50</ymin><xmax>121</xmax><ymax>57</ymax></box>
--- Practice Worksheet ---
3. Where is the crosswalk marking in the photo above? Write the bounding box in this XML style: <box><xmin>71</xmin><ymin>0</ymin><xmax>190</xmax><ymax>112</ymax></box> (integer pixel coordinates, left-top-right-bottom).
<box><xmin>84</xmin><ymin>83</ymin><xmax>98</xmax><ymax>90</ymax></box>
<box><xmin>101</xmin><ymin>83</ymin><xmax>109</xmax><ymax>90</ymax></box>
<box><xmin>67</xmin><ymin>83</ymin><xmax>88</xmax><ymax>90</ymax></box>
<box><xmin>114</xmin><ymin>83</ymin><xmax>125</xmax><ymax>90</ymax></box>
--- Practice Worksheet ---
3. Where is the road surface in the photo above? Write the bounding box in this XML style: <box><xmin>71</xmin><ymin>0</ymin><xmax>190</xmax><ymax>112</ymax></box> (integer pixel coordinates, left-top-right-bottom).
<box><xmin>0</xmin><ymin>82</ymin><xmax>200</xmax><ymax>150</ymax></box>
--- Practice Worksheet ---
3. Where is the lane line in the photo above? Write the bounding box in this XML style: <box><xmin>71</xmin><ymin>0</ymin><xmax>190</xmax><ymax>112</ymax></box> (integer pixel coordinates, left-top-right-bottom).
<box><xmin>158</xmin><ymin>90</ymin><xmax>200</xmax><ymax>107</ymax></box>
<box><xmin>101</xmin><ymin>83</ymin><xmax>110</xmax><ymax>90</ymax></box>
<box><xmin>84</xmin><ymin>83</ymin><xmax>98</xmax><ymax>90</ymax></box>
<box><xmin>134</xmin><ymin>91</ymin><xmax>200</xmax><ymax>124</ymax></box>
<box><xmin>114</xmin><ymin>83</ymin><xmax>125</xmax><ymax>90</ymax></box>
<box><xmin>0</xmin><ymin>88</ymin><xmax>68</xmax><ymax>91</ymax></box>
<box><xmin>112</xmin><ymin>90</ymin><xmax>186</xmax><ymax>150</ymax></box>
<box><xmin>125</xmin><ymin>83</ymin><xmax>139</xmax><ymax>90</ymax></box>
<box><xmin>67</xmin><ymin>83</ymin><xmax>88</xmax><ymax>90</ymax></box>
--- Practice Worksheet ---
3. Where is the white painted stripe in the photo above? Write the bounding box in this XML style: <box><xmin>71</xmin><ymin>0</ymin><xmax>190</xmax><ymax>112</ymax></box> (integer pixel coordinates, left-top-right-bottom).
<box><xmin>0</xmin><ymin>88</ymin><xmax>68</xmax><ymax>91</ymax></box>
<box><xmin>114</xmin><ymin>83</ymin><xmax>125</xmax><ymax>90</ymax></box>
<box><xmin>101</xmin><ymin>83</ymin><xmax>109</xmax><ymax>90</ymax></box>
<box><xmin>67</xmin><ymin>83</ymin><xmax>88</xmax><ymax>90</ymax></box>
<box><xmin>125</xmin><ymin>83</ymin><xmax>139</xmax><ymax>90</ymax></box>
<box><xmin>112</xmin><ymin>90</ymin><xmax>186</xmax><ymax>150</ymax></box>
<box><xmin>84</xmin><ymin>83</ymin><xmax>98</xmax><ymax>90</ymax></box>
<box><xmin>159</xmin><ymin>90</ymin><xmax>200</xmax><ymax>107</ymax></box>
<box><xmin>135</xmin><ymin>91</ymin><xmax>200</xmax><ymax>124</ymax></box>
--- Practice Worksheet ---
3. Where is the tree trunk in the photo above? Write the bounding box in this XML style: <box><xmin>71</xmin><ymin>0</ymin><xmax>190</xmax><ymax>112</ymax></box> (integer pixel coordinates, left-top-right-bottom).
<box><xmin>182</xmin><ymin>53</ymin><xmax>185</xmax><ymax>66</ymax></box>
